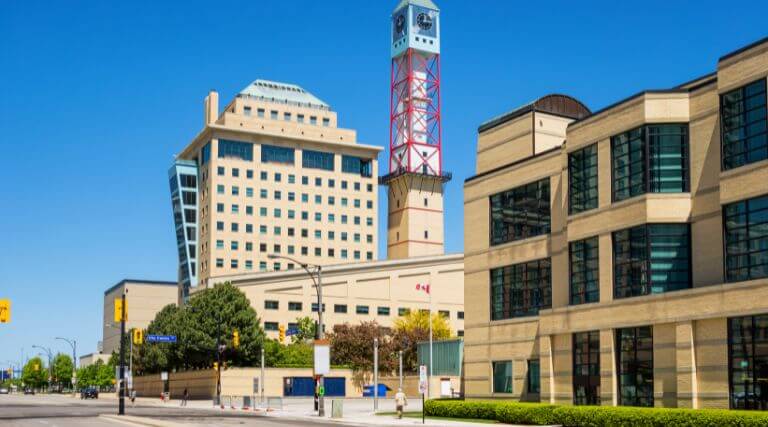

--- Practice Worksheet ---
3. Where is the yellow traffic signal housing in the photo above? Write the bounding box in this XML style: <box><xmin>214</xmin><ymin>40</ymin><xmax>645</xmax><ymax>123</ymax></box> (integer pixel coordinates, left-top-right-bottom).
<box><xmin>34</xmin><ymin>363</ymin><xmax>40</xmax><ymax>372</ymax></box>
<box><xmin>233</xmin><ymin>330</ymin><xmax>240</xmax><ymax>348</ymax></box>
<box><xmin>278</xmin><ymin>324</ymin><xmax>286</xmax><ymax>344</ymax></box>
<box><xmin>212</xmin><ymin>362</ymin><xmax>218</xmax><ymax>370</ymax></box>
<box><xmin>114</xmin><ymin>298</ymin><xmax>127</xmax><ymax>323</ymax></box>
<box><xmin>133</xmin><ymin>329</ymin><xmax>144</xmax><ymax>345</ymax></box>
<box><xmin>0</xmin><ymin>299</ymin><xmax>10</xmax><ymax>323</ymax></box>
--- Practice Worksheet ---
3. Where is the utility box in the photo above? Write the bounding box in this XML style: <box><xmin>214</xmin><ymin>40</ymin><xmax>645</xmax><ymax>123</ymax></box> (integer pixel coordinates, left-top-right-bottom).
<box><xmin>332</xmin><ymin>399</ymin><xmax>343</xmax><ymax>418</ymax></box>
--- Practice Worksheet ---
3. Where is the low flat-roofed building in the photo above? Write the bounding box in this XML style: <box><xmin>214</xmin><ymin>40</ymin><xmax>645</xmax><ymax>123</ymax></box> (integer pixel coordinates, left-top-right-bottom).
<box><xmin>102</xmin><ymin>279</ymin><xmax>177</xmax><ymax>355</ymax></box>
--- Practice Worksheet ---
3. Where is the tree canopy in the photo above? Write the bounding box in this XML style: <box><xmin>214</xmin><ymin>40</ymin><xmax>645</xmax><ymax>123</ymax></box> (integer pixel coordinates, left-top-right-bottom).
<box><xmin>22</xmin><ymin>357</ymin><xmax>47</xmax><ymax>388</ymax></box>
<box><xmin>392</xmin><ymin>310</ymin><xmax>452</xmax><ymax>372</ymax></box>
<box><xmin>52</xmin><ymin>353</ymin><xmax>74</xmax><ymax>387</ymax></box>
<box><xmin>327</xmin><ymin>321</ymin><xmax>398</xmax><ymax>373</ymax></box>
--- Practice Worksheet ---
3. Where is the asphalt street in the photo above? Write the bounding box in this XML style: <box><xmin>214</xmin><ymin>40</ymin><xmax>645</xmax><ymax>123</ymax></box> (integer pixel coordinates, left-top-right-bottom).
<box><xmin>0</xmin><ymin>394</ymin><xmax>338</xmax><ymax>426</ymax></box>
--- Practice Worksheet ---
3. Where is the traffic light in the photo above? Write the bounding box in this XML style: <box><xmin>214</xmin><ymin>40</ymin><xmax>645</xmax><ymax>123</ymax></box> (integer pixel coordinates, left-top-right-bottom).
<box><xmin>114</xmin><ymin>298</ymin><xmax>127</xmax><ymax>323</ymax></box>
<box><xmin>0</xmin><ymin>299</ymin><xmax>10</xmax><ymax>323</ymax></box>
<box><xmin>133</xmin><ymin>329</ymin><xmax>144</xmax><ymax>345</ymax></box>
<box><xmin>212</xmin><ymin>362</ymin><xmax>218</xmax><ymax>371</ymax></box>
<box><xmin>233</xmin><ymin>330</ymin><xmax>240</xmax><ymax>349</ymax></box>
<box><xmin>278</xmin><ymin>325</ymin><xmax>286</xmax><ymax>344</ymax></box>
<box><xmin>34</xmin><ymin>363</ymin><xmax>40</xmax><ymax>372</ymax></box>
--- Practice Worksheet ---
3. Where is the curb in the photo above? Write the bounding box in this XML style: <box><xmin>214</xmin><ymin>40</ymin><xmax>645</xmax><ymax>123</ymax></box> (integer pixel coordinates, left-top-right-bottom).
<box><xmin>99</xmin><ymin>415</ymin><xmax>182</xmax><ymax>427</ymax></box>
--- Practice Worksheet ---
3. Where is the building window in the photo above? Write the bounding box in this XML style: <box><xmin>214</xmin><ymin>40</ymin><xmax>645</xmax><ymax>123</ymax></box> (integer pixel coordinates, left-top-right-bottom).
<box><xmin>302</xmin><ymin>149</ymin><xmax>335</xmax><ymax>171</ymax></box>
<box><xmin>257</xmin><ymin>108</ymin><xmax>265</xmax><ymax>118</ymax></box>
<box><xmin>457</xmin><ymin>311</ymin><xmax>464</xmax><ymax>319</ymax></box>
<box><xmin>617</xmin><ymin>326</ymin><xmax>653</xmax><ymax>407</ymax></box>
<box><xmin>490</xmin><ymin>258</ymin><xmax>551</xmax><ymax>320</ymax></box>
<box><xmin>569</xmin><ymin>143</ymin><xmax>598</xmax><ymax>214</ymax></box>
<box><xmin>217</xmin><ymin>166</ymin><xmax>225</xmax><ymax>176</ymax></box>
<box><xmin>728</xmin><ymin>314</ymin><xmax>768</xmax><ymax>409</ymax></box>
<box><xmin>570</xmin><ymin>236</ymin><xmax>600</xmax><ymax>305</ymax></box>
<box><xmin>438</xmin><ymin>310</ymin><xmax>449</xmax><ymax>319</ymax></box>
<box><xmin>341</xmin><ymin>155</ymin><xmax>373</xmax><ymax>177</ymax></box>
<box><xmin>724</xmin><ymin>194</ymin><xmax>768</xmax><ymax>282</ymax></box>
<box><xmin>356</xmin><ymin>305</ymin><xmax>369</xmax><ymax>315</ymax></box>
<box><xmin>310</xmin><ymin>116</ymin><xmax>317</xmax><ymax>125</ymax></box>
<box><xmin>288</xmin><ymin>302</ymin><xmax>302</xmax><ymax>311</ymax></box>
<box><xmin>297</xmin><ymin>114</ymin><xmax>304</xmax><ymax>123</ymax></box>
<box><xmin>492</xmin><ymin>361</ymin><xmax>512</xmax><ymax>394</ymax></box>
<box><xmin>311</xmin><ymin>303</ymin><xmax>326</xmax><ymax>312</ymax></box>
<box><xmin>284</xmin><ymin>112</ymin><xmax>291</xmax><ymax>121</ymax></box>
<box><xmin>232</xmin><ymin>168</ymin><xmax>239</xmax><ymax>178</ymax></box>
<box><xmin>612</xmin><ymin>124</ymin><xmax>689</xmax><ymax>202</ymax></box>
<box><xmin>378</xmin><ymin>307</ymin><xmax>390</xmax><ymax>316</ymax></box>
<box><xmin>264</xmin><ymin>300</ymin><xmax>279</xmax><ymax>310</ymax></box>
<box><xmin>334</xmin><ymin>304</ymin><xmax>348</xmax><ymax>314</ymax></box>
<box><xmin>218</xmin><ymin>139</ymin><xmax>253</xmax><ymax>161</ymax></box>
<box><xmin>613</xmin><ymin>224</ymin><xmax>691</xmax><ymax>299</ymax></box>
<box><xmin>398</xmin><ymin>308</ymin><xmax>410</xmax><ymax>316</ymax></box>
<box><xmin>322</xmin><ymin>117</ymin><xmax>330</xmax><ymax>127</ymax></box>
<box><xmin>490</xmin><ymin>178</ymin><xmax>550</xmax><ymax>245</ymax></box>
<box><xmin>573</xmin><ymin>331</ymin><xmax>600</xmax><ymax>405</ymax></box>
<box><xmin>270</xmin><ymin>110</ymin><xmax>278</xmax><ymax>120</ymax></box>
<box><xmin>721</xmin><ymin>79</ymin><xmax>767</xmax><ymax>170</ymax></box>
<box><xmin>264</xmin><ymin>322</ymin><xmax>278</xmax><ymax>331</ymax></box>
<box><xmin>261</xmin><ymin>144</ymin><xmax>295</xmax><ymax>164</ymax></box>
<box><xmin>527</xmin><ymin>359</ymin><xmax>540</xmax><ymax>394</ymax></box>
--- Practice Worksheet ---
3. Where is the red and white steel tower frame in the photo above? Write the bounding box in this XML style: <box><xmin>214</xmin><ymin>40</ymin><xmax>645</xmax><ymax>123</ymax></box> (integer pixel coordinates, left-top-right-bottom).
<box><xmin>382</xmin><ymin>0</ymin><xmax>449</xmax><ymax>260</ymax></box>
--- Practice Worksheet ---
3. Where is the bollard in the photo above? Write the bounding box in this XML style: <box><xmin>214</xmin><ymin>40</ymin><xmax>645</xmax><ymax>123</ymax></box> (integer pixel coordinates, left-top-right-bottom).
<box><xmin>331</xmin><ymin>399</ymin><xmax>343</xmax><ymax>418</ymax></box>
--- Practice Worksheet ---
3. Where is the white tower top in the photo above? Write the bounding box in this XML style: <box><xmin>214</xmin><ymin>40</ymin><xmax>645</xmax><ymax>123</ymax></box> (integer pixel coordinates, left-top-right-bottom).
<box><xmin>391</xmin><ymin>0</ymin><xmax>440</xmax><ymax>58</ymax></box>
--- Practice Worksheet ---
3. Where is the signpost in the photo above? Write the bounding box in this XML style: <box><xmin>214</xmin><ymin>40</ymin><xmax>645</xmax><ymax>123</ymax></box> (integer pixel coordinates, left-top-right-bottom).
<box><xmin>419</xmin><ymin>365</ymin><xmax>428</xmax><ymax>424</ymax></box>
<box><xmin>146</xmin><ymin>335</ymin><xmax>178</xmax><ymax>343</ymax></box>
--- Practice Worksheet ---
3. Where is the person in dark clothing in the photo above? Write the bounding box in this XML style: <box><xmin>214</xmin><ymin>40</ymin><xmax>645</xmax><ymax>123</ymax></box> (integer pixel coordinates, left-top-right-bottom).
<box><xmin>181</xmin><ymin>388</ymin><xmax>189</xmax><ymax>407</ymax></box>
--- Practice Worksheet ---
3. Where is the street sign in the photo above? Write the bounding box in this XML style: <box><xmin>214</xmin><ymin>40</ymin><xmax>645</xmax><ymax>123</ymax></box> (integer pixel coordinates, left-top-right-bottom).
<box><xmin>253</xmin><ymin>377</ymin><xmax>260</xmax><ymax>393</ymax></box>
<box><xmin>286</xmin><ymin>328</ymin><xmax>299</xmax><ymax>336</ymax></box>
<box><xmin>160</xmin><ymin>371</ymin><xmax>168</xmax><ymax>381</ymax></box>
<box><xmin>146</xmin><ymin>334</ymin><xmax>177</xmax><ymax>343</ymax></box>
<box><xmin>418</xmin><ymin>365</ymin><xmax>428</xmax><ymax>394</ymax></box>
<box><xmin>0</xmin><ymin>299</ymin><xmax>11</xmax><ymax>323</ymax></box>
<box><xmin>314</xmin><ymin>340</ymin><xmax>330</xmax><ymax>375</ymax></box>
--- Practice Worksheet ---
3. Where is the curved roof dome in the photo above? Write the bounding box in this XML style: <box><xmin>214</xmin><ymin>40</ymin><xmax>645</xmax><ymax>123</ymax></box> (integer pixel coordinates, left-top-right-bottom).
<box><xmin>479</xmin><ymin>94</ymin><xmax>591</xmax><ymax>133</ymax></box>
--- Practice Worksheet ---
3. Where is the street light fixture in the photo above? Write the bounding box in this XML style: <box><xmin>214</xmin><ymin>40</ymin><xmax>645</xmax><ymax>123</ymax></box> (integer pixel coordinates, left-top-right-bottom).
<box><xmin>268</xmin><ymin>254</ymin><xmax>325</xmax><ymax>417</ymax></box>
<box><xmin>55</xmin><ymin>337</ymin><xmax>77</xmax><ymax>394</ymax></box>
<box><xmin>31</xmin><ymin>345</ymin><xmax>53</xmax><ymax>390</ymax></box>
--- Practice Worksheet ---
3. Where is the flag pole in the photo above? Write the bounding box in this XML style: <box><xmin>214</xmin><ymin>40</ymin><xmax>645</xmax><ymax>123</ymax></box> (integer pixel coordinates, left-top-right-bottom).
<box><xmin>428</xmin><ymin>285</ymin><xmax>433</xmax><ymax>400</ymax></box>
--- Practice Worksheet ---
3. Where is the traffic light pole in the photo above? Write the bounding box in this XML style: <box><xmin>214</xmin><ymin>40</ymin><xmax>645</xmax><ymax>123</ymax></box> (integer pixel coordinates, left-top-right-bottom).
<box><xmin>316</xmin><ymin>266</ymin><xmax>325</xmax><ymax>417</ymax></box>
<box><xmin>118</xmin><ymin>292</ymin><xmax>126</xmax><ymax>415</ymax></box>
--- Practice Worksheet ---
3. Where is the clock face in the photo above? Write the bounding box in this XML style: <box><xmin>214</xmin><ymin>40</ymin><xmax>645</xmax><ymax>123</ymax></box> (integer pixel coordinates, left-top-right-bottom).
<box><xmin>416</xmin><ymin>13</ymin><xmax>432</xmax><ymax>31</ymax></box>
<box><xmin>392</xmin><ymin>11</ymin><xmax>407</xmax><ymax>42</ymax></box>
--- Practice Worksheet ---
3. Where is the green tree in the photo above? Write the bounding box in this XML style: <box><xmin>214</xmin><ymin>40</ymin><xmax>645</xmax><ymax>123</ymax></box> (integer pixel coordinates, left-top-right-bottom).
<box><xmin>22</xmin><ymin>357</ymin><xmax>47</xmax><ymax>389</ymax></box>
<box><xmin>264</xmin><ymin>339</ymin><xmax>313</xmax><ymax>367</ymax></box>
<box><xmin>327</xmin><ymin>322</ymin><xmax>397</xmax><ymax>373</ymax></box>
<box><xmin>52</xmin><ymin>353</ymin><xmax>74</xmax><ymax>388</ymax></box>
<box><xmin>291</xmin><ymin>316</ymin><xmax>317</xmax><ymax>343</ymax></box>
<box><xmin>391</xmin><ymin>310</ymin><xmax>452</xmax><ymax>372</ymax></box>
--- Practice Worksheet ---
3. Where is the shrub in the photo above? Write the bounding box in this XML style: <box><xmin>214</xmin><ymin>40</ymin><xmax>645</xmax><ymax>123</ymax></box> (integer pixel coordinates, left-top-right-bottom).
<box><xmin>425</xmin><ymin>399</ymin><xmax>768</xmax><ymax>426</ymax></box>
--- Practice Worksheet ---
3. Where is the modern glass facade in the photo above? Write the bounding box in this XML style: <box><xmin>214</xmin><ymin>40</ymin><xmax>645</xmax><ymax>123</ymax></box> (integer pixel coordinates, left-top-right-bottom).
<box><xmin>303</xmin><ymin>149</ymin><xmax>335</xmax><ymax>171</ymax></box>
<box><xmin>218</xmin><ymin>139</ymin><xmax>253</xmax><ymax>161</ymax></box>
<box><xmin>527</xmin><ymin>359</ymin><xmax>540</xmax><ymax>394</ymax></box>
<box><xmin>573</xmin><ymin>331</ymin><xmax>600</xmax><ymax>405</ymax></box>
<box><xmin>490</xmin><ymin>258</ymin><xmax>551</xmax><ymax>320</ymax></box>
<box><xmin>169</xmin><ymin>160</ymin><xmax>199</xmax><ymax>301</ymax></box>
<box><xmin>611</xmin><ymin>124</ymin><xmax>689</xmax><ymax>202</ymax></box>
<box><xmin>569</xmin><ymin>237</ymin><xmax>600</xmax><ymax>305</ymax></box>
<box><xmin>613</xmin><ymin>224</ymin><xmax>691</xmax><ymax>299</ymax></box>
<box><xmin>261</xmin><ymin>144</ymin><xmax>295</xmax><ymax>164</ymax></box>
<box><xmin>492</xmin><ymin>360</ymin><xmax>513</xmax><ymax>393</ymax></box>
<box><xmin>568</xmin><ymin>144</ymin><xmax>598</xmax><ymax>214</ymax></box>
<box><xmin>490</xmin><ymin>178</ymin><xmax>550</xmax><ymax>246</ymax></box>
<box><xmin>721</xmin><ymin>79</ymin><xmax>767</xmax><ymax>170</ymax></box>
<box><xmin>341</xmin><ymin>155</ymin><xmax>373</xmax><ymax>177</ymax></box>
<box><xmin>728</xmin><ymin>314</ymin><xmax>768</xmax><ymax>410</ymax></box>
<box><xmin>724</xmin><ymin>194</ymin><xmax>768</xmax><ymax>282</ymax></box>
<box><xmin>617</xmin><ymin>326</ymin><xmax>653</xmax><ymax>407</ymax></box>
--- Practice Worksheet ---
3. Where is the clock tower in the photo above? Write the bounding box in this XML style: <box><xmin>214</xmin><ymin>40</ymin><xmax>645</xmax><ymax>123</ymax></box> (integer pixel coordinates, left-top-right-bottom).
<box><xmin>381</xmin><ymin>0</ymin><xmax>450</xmax><ymax>260</ymax></box>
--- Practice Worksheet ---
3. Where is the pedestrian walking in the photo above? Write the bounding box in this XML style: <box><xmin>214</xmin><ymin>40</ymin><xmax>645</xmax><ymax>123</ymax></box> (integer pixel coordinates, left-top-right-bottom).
<box><xmin>181</xmin><ymin>387</ymin><xmax>188</xmax><ymax>407</ymax></box>
<box><xmin>394</xmin><ymin>388</ymin><xmax>407</xmax><ymax>419</ymax></box>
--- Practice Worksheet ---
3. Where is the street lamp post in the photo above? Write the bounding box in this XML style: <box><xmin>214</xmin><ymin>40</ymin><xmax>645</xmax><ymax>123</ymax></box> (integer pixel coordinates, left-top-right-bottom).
<box><xmin>31</xmin><ymin>345</ymin><xmax>53</xmax><ymax>391</ymax></box>
<box><xmin>55</xmin><ymin>337</ymin><xmax>77</xmax><ymax>394</ymax></box>
<box><xmin>268</xmin><ymin>254</ymin><xmax>325</xmax><ymax>417</ymax></box>
<box><xmin>118</xmin><ymin>290</ymin><xmax>127</xmax><ymax>415</ymax></box>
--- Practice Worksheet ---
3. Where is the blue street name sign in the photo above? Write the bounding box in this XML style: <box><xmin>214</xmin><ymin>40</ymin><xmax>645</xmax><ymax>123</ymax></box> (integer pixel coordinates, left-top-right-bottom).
<box><xmin>146</xmin><ymin>334</ymin><xmax>177</xmax><ymax>343</ymax></box>
<box><xmin>286</xmin><ymin>328</ymin><xmax>299</xmax><ymax>336</ymax></box>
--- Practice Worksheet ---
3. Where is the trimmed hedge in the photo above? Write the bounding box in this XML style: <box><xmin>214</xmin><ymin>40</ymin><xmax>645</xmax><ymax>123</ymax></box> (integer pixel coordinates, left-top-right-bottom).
<box><xmin>424</xmin><ymin>399</ymin><xmax>768</xmax><ymax>426</ymax></box>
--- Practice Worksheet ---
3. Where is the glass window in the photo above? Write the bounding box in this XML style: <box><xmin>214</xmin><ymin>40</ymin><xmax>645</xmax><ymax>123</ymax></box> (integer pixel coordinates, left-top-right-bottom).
<box><xmin>232</xmin><ymin>168</ymin><xmax>239</xmax><ymax>177</ymax></box>
<box><xmin>724</xmin><ymin>194</ymin><xmax>768</xmax><ymax>282</ymax></box>
<box><xmin>378</xmin><ymin>306</ymin><xmax>390</xmax><ymax>316</ymax></box>
<box><xmin>334</xmin><ymin>304</ymin><xmax>348</xmax><ymax>313</ymax></box>
<box><xmin>243</xmin><ymin>106</ymin><xmax>252</xmax><ymax>116</ymax></box>
<box><xmin>721</xmin><ymin>79</ymin><xmax>768</xmax><ymax>170</ymax></box>
<box><xmin>284</xmin><ymin>112</ymin><xmax>291</xmax><ymax>121</ymax></box>
<box><xmin>617</xmin><ymin>326</ymin><xmax>653</xmax><ymax>407</ymax></box>
<box><xmin>457</xmin><ymin>311</ymin><xmax>464</xmax><ymax>319</ymax></box>
<box><xmin>302</xmin><ymin>149</ymin><xmax>335</xmax><ymax>171</ymax></box>
<box><xmin>264</xmin><ymin>322</ymin><xmax>278</xmax><ymax>331</ymax></box>
<box><xmin>398</xmin><ymin>308</ymin><xmax>410</xmax><ymax>316</ymax></box>
<box><xmin>310</xmin><ymin>116</ymin><xmax>317</xmax><ymax>125</ymax></box>
<box><xmin>217</xmin><ymin>166</ymin><xmax>225</xmax><ymax>176</ymax></box>
<box><xmin>570</xmin><ymin>237</ymin><xmax>600</xmax><ymax>305</ymax></box>
<box><xmin>200</xmin><ymin>142</ymin><xmax>211</xmax><ymax>165</ymax></box>
<box><xmin>257</xmin><ymin>108</ymin><xmax>265</xmax><ymax>118</ymax></box>
<box><xmin>311</xmin><ymin>303</ymin><xmax>326</xmax><ymax>312</ymax></box>
<box><xmin>270</xmin><ymin>110</ymin><xmax>278</xmax><ymax>120</ymax></box>
<box><xmin>612</xmin><ymin>124</ymin><xmax>689</xmax><ymax>202</ymax></box>
<box><xmin>492</xmin><ymin>361</ymin><xmax>513</xmax><ymax>394</ymax></box>
<box><xmin>490</xmin><ymin>178</ymin><xmax>550</xmax><ymax>245</ymax></box>
<box><xmin>297</xmin><ymin>114</ymin><xmax>304</xmax><ymax>123</ymax></box>
<box><xmin>613</xmin><ymin>224</ymin><xmax>690</xmax><ymax>299</ymax></box>
<box><xmin>322</xmin><ymin>117</ymin><xmax>330</xmax><ymax>127</ymax></box>
<box><xmin>264</xmin><ymin>300</ymin><xmax>279</xmax><ymax>310</ymax></box>
<box><xmin>573</xmin><ymin>331</ymin><xmax>601</xmax><ymax>405</ymax></box>
<box><xmin>342</xmin><ymin>155</ymin><xmax>373</xmax><ymax>177</ymax></box>
<box><xmin>288</xmin><ymin>302</ymin><xmax>302</xmax><ymax>311</ymax></box>
<box><xmin>527</xmin><ymin>359</ymin><xmax>540</xmax><ymax>394</ymax></box>
<box><xmin>261</xmin><ymin>144</ymin><xmax>295</xmax><ymax>164</ymax></box>
<box><xmin>728</xmin><ymin>314</ymin><xmax>768</xmax><ymax>410</ymax></box>
<box><xmin>356</xmin><ymin>305</ymin><xmax>369</xmax><ymax>314</ymax></box>
<box><xmin>490</xmin><ymin>258</ymin><xmax>551</xmax><ymax>320</ymax></box>
<box><xmin>569</xmin><ymin>144</ymin><xmax>598</xmax><ymax>214</ymax></box>
<box><xmin>218</xmin><ymin>139</ymin><xmax>253</xmax><ymax>161</ymax></box>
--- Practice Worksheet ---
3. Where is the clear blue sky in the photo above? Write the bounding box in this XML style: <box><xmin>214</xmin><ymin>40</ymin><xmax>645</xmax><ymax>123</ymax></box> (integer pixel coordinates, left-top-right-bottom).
<box><xmin>1</xmin><ymin>0</ymin><xmax>766</xmax><ymax>366</ymax></box>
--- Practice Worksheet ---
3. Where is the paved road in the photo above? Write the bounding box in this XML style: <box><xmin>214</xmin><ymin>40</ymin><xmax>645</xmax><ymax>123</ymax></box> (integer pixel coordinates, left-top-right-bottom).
<box><xmin>0</xmin><ymin>394</ymin><xmax>335</xmax><ymax>426</ymax></box>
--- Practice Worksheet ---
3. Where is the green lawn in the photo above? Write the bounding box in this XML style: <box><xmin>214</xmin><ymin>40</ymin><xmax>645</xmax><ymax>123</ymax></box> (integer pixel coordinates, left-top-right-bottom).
<box><xmin>376</xmin><ymin>411</ymin><xmax>500</xmax><ymax>424</ymax></box>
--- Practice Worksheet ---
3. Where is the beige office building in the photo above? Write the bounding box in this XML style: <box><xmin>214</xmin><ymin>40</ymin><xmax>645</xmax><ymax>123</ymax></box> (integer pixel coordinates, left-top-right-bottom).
<box><xmin>463</xmin><ymin>37</ymin><xmax>768</xmax><ymax>410</ymax></box>
<box><xmin>102</xmin><ymin>279</ymin><xmax>177</xmax><ymax>355</ymax></box>
<box><xmin>170</xmin><ymin>80</ymin><xmax>381</xmax><ymax>301</ymax></box>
